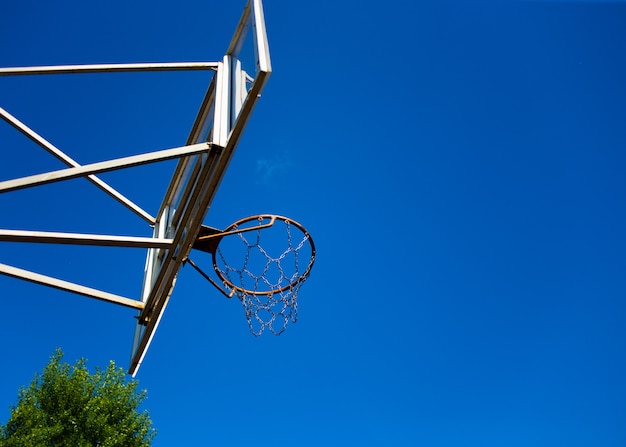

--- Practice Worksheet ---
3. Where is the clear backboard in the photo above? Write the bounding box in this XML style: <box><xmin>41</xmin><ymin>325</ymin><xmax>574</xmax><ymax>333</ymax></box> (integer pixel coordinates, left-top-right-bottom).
<box><xmin>129</xmin><ymin>0</ymin><xmax>272</xmax><ymax>376</ymax></box>
<box><xmin>0</xmin><ymin>0</ymin><xmax>271</xmax><ymax>376</ymax></box>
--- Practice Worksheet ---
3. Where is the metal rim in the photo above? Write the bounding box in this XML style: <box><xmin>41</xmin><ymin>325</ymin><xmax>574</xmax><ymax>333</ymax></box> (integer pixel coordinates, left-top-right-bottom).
<box><xmin>211</xmin><ymin>214</ymin><xmax>316</xmax><ymax>296</ymax></box>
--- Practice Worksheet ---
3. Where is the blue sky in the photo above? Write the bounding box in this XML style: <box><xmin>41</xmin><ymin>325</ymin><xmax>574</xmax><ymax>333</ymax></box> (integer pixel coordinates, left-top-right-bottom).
<box><xmin>1</xmin><ymin>1</ymin><xmax>625</xmax><ymax>446</ymax></box>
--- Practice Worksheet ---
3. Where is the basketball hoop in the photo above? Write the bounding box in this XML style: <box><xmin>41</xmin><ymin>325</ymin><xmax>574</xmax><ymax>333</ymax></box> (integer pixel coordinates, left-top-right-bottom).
<box><xmin>188</xmin><ymin>214</ymin><xmax>315</xmax><ymax>335</ymax></box>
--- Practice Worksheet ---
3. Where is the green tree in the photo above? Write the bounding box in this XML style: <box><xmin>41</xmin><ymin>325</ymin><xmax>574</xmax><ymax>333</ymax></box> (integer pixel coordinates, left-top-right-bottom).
<box><xmin>0</xmin><ymin>349</ymin><xmax>155</xmax><ymax>447</ymax></box>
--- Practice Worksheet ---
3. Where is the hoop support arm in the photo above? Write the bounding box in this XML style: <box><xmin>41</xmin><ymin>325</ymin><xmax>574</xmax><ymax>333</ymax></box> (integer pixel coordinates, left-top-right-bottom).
<box><xmin>185</xmin><ymin>258</ymin><xmax>234</xmax><ymax>298</ymax></box>
<box><xmin>192</xmin><ymin>215</ymin><xmax>277</xmax><ymax>254</ymax></box>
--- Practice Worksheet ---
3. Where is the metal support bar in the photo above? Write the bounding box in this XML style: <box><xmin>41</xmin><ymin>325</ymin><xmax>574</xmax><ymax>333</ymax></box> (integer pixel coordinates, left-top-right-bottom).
<box><xmin>197</xmin><ymin>215</ymin><xmax>277</xmax><ymax>241</ymax></box>
<box><xmin>185</xmin><ymin>258</ymin><xmax>234</xmax><ymax>298</ymax></box>
<box><xmin>0</xmin><ymin>62</ymin><xmax>219</xmax><ymax>76</ymax></box>
<box><xmin>251</xmin><ymin>0</ymin><xmax>272</xmax><ymax>74</ymax></box>
<box><xmin>0</xmin><ymin>107</ymin><xmax>155</xmax><ymax>224</ymax></box>
<box><xmin>0</xmin><ymin>142</ymin><xmax>213</xmax><ymax>194</ymax></box>
<box><xmin>192</xmin><ymin>216</ymin><xmax>277</xmax><ymax>254</ymax></box>
<box><xmin>0</xmin><ymin>229</ymin><xmax>173</xmax><ymax>248</ymax></box>
<box><xmin>0</xmin><ymin>262</ymin><xmax>144</xmax><ymax>310</ymax></box>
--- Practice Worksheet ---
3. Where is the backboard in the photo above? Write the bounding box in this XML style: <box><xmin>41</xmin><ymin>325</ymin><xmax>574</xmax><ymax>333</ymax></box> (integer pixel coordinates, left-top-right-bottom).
<box><xmin>0</xmin><ymin>0</ymin><xmax>271</xmax><ymax>377</ymax></box>
<box><xmin>129</xmin><ymin>0</ymin><xmax>272</xmax><ymax>376</ymax></box>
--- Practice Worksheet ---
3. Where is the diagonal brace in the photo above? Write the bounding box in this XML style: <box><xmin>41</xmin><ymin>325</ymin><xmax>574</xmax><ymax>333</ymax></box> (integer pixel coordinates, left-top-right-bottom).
<box><xmin>0</xmin><ymin>142</ymin><xmax>213</xmax><ymax>194</ymax></box>
<box><xmin>0</xmin><ymin>106</ymin><xmax>155</xmax><ymax>223</ymax></box>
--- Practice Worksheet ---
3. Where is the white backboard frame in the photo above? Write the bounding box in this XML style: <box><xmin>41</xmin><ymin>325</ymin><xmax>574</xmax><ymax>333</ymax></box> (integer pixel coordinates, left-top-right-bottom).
<box><xmin>0</xmin><ymin>0</ymin><xmax>271</xmax><ymax>377</ymax></box>
<box><xmin>130</xmin><ymin>0</ymin><xmax>271</xmax><ymax>376</ymax></box>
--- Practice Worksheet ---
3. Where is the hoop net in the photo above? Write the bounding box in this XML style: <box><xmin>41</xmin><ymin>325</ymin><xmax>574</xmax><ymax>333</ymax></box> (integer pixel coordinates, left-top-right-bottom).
<box><xmin>212</xmin><ymin>215</ymin><xmax>315</xmax><ymax>336</ymax></box>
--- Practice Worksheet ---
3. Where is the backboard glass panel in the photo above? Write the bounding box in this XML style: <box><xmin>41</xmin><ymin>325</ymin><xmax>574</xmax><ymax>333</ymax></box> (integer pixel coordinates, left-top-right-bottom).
<box><xmin>129</xmin><ymin>0</ymin><xmax>271</xmax><ymax>376</ymax></box>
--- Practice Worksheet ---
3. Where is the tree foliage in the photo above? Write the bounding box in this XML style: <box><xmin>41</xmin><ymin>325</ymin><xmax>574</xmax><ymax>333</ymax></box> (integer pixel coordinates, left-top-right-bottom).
<box><xmin>0</xmin><ymin>349</ymin><xmax>155</xmax><ymax>447</ymax></box>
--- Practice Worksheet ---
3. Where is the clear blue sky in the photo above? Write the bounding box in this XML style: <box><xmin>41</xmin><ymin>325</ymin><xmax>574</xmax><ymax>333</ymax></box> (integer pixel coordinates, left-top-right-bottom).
<box><xmin>1</xmin><ymin>1</ymin><xmax>625</xmax><ymax>446</ymax></box>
